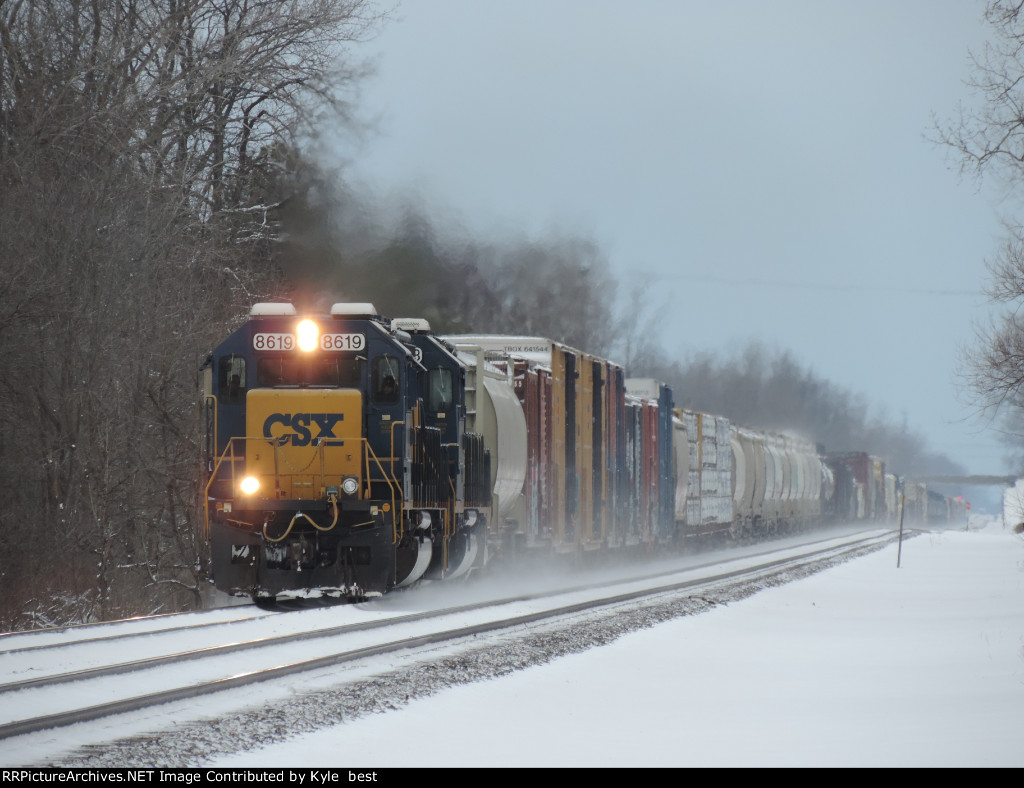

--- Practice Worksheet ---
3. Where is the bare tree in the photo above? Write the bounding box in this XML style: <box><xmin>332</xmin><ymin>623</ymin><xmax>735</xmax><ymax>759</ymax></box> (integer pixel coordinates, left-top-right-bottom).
<box><xmin>2</xmin><ymin>0</ymin><xmax>380</xmax><ymax>238</ymax></box>
<box><xmin>466</xmin><ymin>234</ymin><xmax>620</xmax><ymax>356</ymax></box>
<box><xmin>0</xmin><ymin>0</ymin><xmax>382</xmax><ymax>629</ymax></box>
<box><xmin>959</xmin><ymin>229</ymin><xmax>1024</xmax><ymax>406</ymax></box>
<box><xmin>939</xmin><ymin>1</ymin><xmax>1024</xmax><ymax>463</ymax></box>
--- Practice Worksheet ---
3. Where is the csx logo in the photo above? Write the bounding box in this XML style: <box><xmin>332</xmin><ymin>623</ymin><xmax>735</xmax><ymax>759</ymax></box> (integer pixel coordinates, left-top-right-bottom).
<box><xmin>263</xmin><ymin>413</ymin><xmax>345</xmax><ymax>446</ymax></box>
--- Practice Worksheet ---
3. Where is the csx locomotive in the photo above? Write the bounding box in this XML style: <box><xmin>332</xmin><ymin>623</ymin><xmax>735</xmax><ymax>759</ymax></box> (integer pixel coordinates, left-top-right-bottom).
<box><xmin>202</xmin><ymin>302</ymin><xmax>966</xmax><ymax>602</ymax></box>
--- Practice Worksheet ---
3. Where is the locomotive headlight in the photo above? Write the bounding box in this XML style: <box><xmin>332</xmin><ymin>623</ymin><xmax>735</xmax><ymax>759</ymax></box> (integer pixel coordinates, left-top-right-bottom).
<box><xmin>296</xmin><ymin>319</ymin><xmax>319</xmax><ymax>352</ymax></box>
<box><xmin>341</xmin><ymin>476</ymin><xmax>359</xmax><ymax>497</ymax></box>
<box><xmin>240</xmin><ymin>476</ymin><xmax>261</xmax><ymax>495</ymax></box>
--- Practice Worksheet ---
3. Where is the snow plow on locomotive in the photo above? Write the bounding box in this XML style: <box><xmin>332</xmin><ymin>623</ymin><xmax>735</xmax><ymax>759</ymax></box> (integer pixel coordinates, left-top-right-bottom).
<box><xmin>202</xmin><ymin>302</ymin><xmax>968</xmax><ymax>602</ymax></box>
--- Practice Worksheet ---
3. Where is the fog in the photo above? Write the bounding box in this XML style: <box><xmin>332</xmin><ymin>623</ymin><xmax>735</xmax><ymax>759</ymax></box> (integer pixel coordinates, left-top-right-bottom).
<box><xmin>327</xmin><ymin>0</ymin><xmax>1010</xmax><ymax>477</ymax></box>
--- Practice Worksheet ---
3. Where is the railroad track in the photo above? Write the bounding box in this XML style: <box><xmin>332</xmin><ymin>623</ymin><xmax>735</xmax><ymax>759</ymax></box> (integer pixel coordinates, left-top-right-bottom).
<box><xmin>0</xmin><ymin>607</ymin><xmax>276</xmax><ymax>655</ymax></box>
<box><xmin>0</xmin><ymin>528</ymin><xmax>904</xmax><ymax>743</ymax></box>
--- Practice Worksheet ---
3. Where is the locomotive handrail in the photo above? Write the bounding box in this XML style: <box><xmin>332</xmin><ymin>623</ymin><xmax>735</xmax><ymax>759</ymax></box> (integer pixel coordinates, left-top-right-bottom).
<box><xmin>203</xmin><ymin>395</ymin><xmax>218</xmax><ymax>472</ymax></box>
<box><xmin>362</xmin><ymin>441</ymin><xmax>402</xmax><ymax>544</ymax></box>
<box><xmin>204</xmin><ymin>435</ymin><xmax>403</xmax><ymax>543</ymax></box>
<box><xmin>203</xmin><ymin>437</ymin><xmax>241</xmax><ymax>539</ymax></box>
<box><xmin>381</xmin><ymin>420</ymin><xmax>404</xmax><ymax>544</ymax></box>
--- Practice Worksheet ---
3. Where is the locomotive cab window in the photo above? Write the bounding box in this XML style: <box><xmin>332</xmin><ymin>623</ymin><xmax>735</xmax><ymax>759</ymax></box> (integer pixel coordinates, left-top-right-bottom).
<box><xmin>257</xmin><ymin>356</ymin><xmax>363</xmax><ymax>388</ymax></box>
<box><xmin>372</xmin><ymin>356</ymin><xmax>401</xmax><ymax>404</ymax></box>
<box><xmin>428</xmin><ymin>368</ymin><xmax>453</xmax><ymax>413</ymax></box>
<box><xmin>218</xmin><ymin>356</ymin><xmax>246</xmax><ymax>403</ymax></box>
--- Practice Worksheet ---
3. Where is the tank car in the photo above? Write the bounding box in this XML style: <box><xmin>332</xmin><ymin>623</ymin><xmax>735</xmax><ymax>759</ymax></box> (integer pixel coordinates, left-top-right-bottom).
<box><xmin>728</xmin><ymin>426</ymin><xmax>826</xmax><ymax>540</ymax></box>
<box><xmin>202</xmin><ymin>303</ymin><xmax>489</xmax><ymax>601</ymax></box>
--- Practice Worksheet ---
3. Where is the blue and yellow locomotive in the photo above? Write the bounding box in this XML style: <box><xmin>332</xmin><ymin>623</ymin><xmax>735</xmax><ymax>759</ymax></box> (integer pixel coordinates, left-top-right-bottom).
<box><xmin>202</xmin><ymin>303</ymin><xmax>489</xmax><ymax>601</ymax></box>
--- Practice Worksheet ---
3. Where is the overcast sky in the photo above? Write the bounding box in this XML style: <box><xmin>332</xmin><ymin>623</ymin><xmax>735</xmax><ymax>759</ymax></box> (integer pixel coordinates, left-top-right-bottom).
<box><xmin>334</xmin><ymin>0</ymin><xmax>1012</xmax><ymax>477</ymax></box>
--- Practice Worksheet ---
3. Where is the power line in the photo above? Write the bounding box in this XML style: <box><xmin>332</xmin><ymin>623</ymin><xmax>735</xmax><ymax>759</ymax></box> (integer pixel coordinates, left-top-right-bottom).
<box><xmin>644</xmin><ymin>272</ymin><xmax>983</xmax><ymax>297</ymax></box>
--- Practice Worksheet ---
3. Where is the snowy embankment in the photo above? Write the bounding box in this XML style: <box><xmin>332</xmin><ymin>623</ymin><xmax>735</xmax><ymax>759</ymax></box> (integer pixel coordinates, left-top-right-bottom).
<box><xmin>4</xmin><ymin>518</ymin><xmax>1021</xmax><ymax>768</ymax></box>
<box><xmin>208</xmin><ymin>517</ymin><xmax>1024</xmax><ymax>768</ymax></box>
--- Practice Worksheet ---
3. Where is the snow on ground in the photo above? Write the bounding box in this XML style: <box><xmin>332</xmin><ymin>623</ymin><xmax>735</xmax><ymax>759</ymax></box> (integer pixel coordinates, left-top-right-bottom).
<box><xmin>2</xmin><ymin>518</ymin><xmax>1021</xmax><ymax>768</ymax></box>
<box><xmin>205</xmin><ymin>517</ymin><xmax>1024</xmax><ymax>768</ymax></box>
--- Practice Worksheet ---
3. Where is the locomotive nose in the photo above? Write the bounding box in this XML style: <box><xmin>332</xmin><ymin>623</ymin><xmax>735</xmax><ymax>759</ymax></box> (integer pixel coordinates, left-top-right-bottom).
<box><xmin>245</xmin><ymin>388</ymin><xmax>364</xmax><ymax>501</ymax></box>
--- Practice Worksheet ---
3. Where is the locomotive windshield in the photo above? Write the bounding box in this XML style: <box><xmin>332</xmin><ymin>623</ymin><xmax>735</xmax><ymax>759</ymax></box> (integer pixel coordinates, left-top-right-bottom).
<box><xmin>257</xmin><ymin>355</ymin><xmax>363</xmax><ymax>388</ymax></box>
<box><xmin>218</xmin><ymin>355</ymin><xmax>246</xmax><ymax>403</ymax></box>
<box><xmin>372</xmin><ymin>355</ymin><xmax>401</xmax><ymax>404</ymax></box>
<box><xmin>428</xmin><ymin>368</ymin><xmax>453</xmax><ymax>412</ymax></box>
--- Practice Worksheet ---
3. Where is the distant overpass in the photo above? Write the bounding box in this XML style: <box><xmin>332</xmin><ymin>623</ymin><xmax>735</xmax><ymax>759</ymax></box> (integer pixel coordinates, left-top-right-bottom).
<box><xmin>909</xmin><ymin>475</ymin><xmax>1018</xmax><ymax>486</ymax></box>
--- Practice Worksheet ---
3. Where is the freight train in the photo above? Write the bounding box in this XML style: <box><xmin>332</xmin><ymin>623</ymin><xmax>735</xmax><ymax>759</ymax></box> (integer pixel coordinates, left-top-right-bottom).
<box><xmin>201</xmin><ymin>302</ymin><xmax>967</xmax><ymax>602</ymax></box>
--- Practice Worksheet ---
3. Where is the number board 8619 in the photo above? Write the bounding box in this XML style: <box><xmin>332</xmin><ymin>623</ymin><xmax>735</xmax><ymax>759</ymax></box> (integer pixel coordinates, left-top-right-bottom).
<box><xmin>252</xmin><ymin>333</ymin><xmax>365</xmax><ymax>352</ymax></box>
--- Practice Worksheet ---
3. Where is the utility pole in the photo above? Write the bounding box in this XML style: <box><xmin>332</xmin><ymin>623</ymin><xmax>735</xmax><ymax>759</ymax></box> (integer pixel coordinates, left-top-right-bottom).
<box><xmin>897</xmin><ymin>489</ymin><xmax>905</xmax><ymax>569</ymax></box>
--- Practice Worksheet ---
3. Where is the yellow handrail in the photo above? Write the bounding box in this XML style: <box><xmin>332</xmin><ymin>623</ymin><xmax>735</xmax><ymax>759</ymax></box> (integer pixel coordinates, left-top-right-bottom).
<box><xmin>204</xmin><ymin>436</ymin><xmax>243</xmax><ymax>539</ymax></box>
<box><xmin>389</xmin><ymin>419</ymin><xmax>406</xmax><ymax>542</ymax></box>
<box><xmin>204</xmin><ymin>435</ymin><xmax>404</xmax><ymax>543</ymax></box>
<box><xmin>363</xmin><ymin>440</ymin><xmax>402</xmax><ymax>543</ymax></box>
